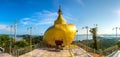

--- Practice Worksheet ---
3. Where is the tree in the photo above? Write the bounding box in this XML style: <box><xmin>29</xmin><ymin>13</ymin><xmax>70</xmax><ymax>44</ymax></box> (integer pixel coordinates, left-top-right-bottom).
<box><xmin>19</xmin><ymin>34</ymin><xmax>43</xmax><ymax>45</ymax></box>
<box><xmin>22</xmin><ymin>34</ymin><xmax>30</xmax><ymax>42</ymax></box>
<box><xmin>116</xmin><ymin>41</ymin><xmax>120</xmax><ymax>47</ymax></box>
<box><xmin>32</xmin><ymin>36</ymin><xmax>43</xmax><ymax>44</ymax></box>
<box><xmin>89</xmin><ymin>27</ymin><xmax>98</xmax><ymax>50</ymax></box>
<box><xmin>15</xmin><ymin>40</ymin><xmax>29</xmax><ymax>48</ymax></box>
<box><xmin>0</xmin><ymin>34</ymin><xmax>14</xmax><ymax>52</ymax></box>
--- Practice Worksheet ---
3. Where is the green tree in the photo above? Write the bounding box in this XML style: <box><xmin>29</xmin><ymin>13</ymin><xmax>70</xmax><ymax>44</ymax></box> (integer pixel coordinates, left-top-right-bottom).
<box><xmin>90</xmin><ymin>27</ymin><xmax>98</xmax><ymax>50</ymax></box>
<box><xmin>116</xmin><ymin>41</ymin><xmax>120</xmax><ymax>47</ymax></box>
<box><xmin>15</xmin><ymin>40</ymin><xmax>29</xmax><ymax>48</ymax></box>
<box><xmin>22</xmin><ymin>34</ymin><xmax>30</xmax><ymax>42</ymax></box>
<box><xmin>32</xmin><ymin>36</ymin><xmax>43</xmax><ymax>44</ymax></box>
<box><xmin>21</xmin><ymin>34</ymin><xmax>43</xmax><ymax>44</ymax></box>
<box><xmin>0</xmin><ymin>34</ymin><xmax>14</xmax><ymax>52</ymax></box>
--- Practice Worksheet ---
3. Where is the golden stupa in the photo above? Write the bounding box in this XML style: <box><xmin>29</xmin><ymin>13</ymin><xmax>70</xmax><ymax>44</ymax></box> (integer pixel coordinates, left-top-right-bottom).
<box><xmin>43</xmin><ymin>7</ymin><xmax>77</xmax><ymax>46</ymax></box>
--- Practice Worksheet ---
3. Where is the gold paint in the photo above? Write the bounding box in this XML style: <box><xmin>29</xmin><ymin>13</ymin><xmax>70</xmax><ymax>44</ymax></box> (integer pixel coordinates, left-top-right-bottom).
<box><xmin>43</xmin><ymin>7</ymin><xmax>77</xmax><ymax>46</ymax></box>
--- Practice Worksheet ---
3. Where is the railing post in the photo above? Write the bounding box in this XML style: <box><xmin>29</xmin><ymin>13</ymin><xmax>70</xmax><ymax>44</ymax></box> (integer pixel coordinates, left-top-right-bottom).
<box><xmin>17</xmin><ymin>49</ymin><xmax>19</xmax><ymax>57</ymax></box>
<box><xmin>94</xmin><ymin>49</ymin><xmax>95</xmax><ymax>57</ymax></box>
<box><xmin>99</xmin><ymin>49</ymin><xmax>102</xmax><ymax>57</ymax></box>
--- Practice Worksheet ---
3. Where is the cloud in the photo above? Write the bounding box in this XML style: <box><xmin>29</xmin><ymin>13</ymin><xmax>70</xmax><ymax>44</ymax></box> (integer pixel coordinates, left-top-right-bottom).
<box><xmin>114</xmin><ymin>9</ymin><xmax>120</xmax><ymax>19</ymax></box>
<box><xmin>0</xmin><ymin>24</ymin><xmax>7</xmax><ymax>30</ymax></box>
<box><xmin>76</xmin><ymin>0</ymin><xmax>85</xmax><ymax>6</ymax></box>
<box><xmin>20</xmin><ymin>18</ymin><xmax>31</xmax><ymax>25</ymax></box>
<box><xmin>115</xmin><ymin>10</ymin><xmax>120</xmax><ymax>15</ymax></box>
<box><xmin>0</xmin><ymin>24</ymin><xmax>11</xmax><ymax>33</ymax></box>
<box><xmin>20</xmin><ymin>10</ymin><xmax>58</xmax><ymax>26</ymax></box>
<box><xmin>35</xmin><ymin>10</ymin><xmax>58</xmax><ymax>25</ymax></box>
<box><xmin>20</xmin><ymin>10</ymin><xmax>75</xmax><ymax>26</ymax></box>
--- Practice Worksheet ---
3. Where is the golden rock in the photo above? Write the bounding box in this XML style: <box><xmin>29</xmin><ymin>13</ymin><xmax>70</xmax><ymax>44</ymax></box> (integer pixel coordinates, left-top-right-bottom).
<box><xmin>43</xmin><ymin>7</ymin><xmax>77</xmax><ymax>46</ymax></box>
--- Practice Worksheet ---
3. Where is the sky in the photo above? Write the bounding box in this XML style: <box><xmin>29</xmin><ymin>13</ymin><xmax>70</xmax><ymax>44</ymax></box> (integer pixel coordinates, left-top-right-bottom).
<box><xmin>0</xmin><ymin>0</ymin><xmax>120</xmax><ymax>35</ymax></box>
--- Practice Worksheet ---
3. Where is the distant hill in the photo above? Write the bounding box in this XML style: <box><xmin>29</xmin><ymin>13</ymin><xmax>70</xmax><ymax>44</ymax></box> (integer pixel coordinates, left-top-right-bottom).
<box><xmin>80</xmin><ymin>36</ymin><xmax>120</xmax><ymax>50</ymax></box>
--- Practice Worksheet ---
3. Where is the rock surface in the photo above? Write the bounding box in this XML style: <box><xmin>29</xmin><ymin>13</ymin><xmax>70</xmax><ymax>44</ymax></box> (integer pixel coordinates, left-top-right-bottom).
<box><xmin>19</xmin><ymin>48</ymin><xmax>93</xmax><ymax>57</ymax></box>
<box><xmin>0</xmin><ymin>53</ymin><xmax>13</xmax><ymax>57</ymax></box>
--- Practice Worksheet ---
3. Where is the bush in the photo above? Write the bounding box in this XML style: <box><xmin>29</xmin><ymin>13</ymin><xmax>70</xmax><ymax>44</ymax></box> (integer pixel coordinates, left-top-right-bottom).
<box><xmin>116</xmin><ymin>41</ymin><xmax>120</xmax><ymax>47</ymax></box>
<box><xmin>0</xmin><ymin>34</ymin><xmax>14</xmax><ymax>52</ymax></box>
<box><xmin>16</xmin><ymin>40</ymin><xmax>29</xmax><ymax>48</ymax></box>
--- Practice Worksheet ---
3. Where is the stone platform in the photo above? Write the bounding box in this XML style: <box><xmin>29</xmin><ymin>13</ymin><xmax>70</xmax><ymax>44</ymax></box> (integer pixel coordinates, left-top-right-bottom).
<box><xmin>19</xmin><ymin>48</ymin><xmax>93</xmax><ymax>57</ymax></box>
<box><xmin>19</xmin><ymin>48</ymin><xmax>71</xmax><ymax>57</ymax></box>
<box><xmin>0</xmin><ymin>53</ymin><xmax>13</xmax><ymax>57</ymax></box>
<box><xmin>0</xmin><ymin>48</ymin><xmax>93</xmax><ymax>57</ymax></box>
<box><xmin>72</xmin><ymin>48</ymin><xmax>93</xmax><ymax>57</ymax></box>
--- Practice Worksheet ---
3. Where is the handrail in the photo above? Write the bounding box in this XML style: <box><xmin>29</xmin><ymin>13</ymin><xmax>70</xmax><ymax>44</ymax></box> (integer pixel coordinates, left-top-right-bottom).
<box><xmin>74</xmin><ymin>41</ymin><xmax>119</xmax><ymax>56</ymax></box>
<box><xmin>12</xmin><ymin>41</ymin><xmax>45</xmax><ymax>57</ymax></box>
<box><xmin>102</xmin><ymin>45</ymin><xmax>119</xmax><ymax>55</ymax></box>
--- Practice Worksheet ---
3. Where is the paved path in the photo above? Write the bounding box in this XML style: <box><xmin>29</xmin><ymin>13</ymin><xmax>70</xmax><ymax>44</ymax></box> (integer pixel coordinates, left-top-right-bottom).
<box><xmin>0</xmin><ymin>53</ymin><xmax>13</xmax><ymax>57</ymax></box>
<box><xmin>0</xmin><ymin>48</ymin><xmax>94</xmax><ymax>57</ymax></box>
<box><xmin>107</xmin><ymin>50</ymin><xmax>120</xmax><ymax>57</ymax></box>
<box><xmin>19</xmin><ymin>48</ymin><xmax>71</xmax><ymax>57</ymax></box>
<box><xmin>72</xmin><ymin>48</ymin><xmax>93</xmax><ymax>57</ymax></box>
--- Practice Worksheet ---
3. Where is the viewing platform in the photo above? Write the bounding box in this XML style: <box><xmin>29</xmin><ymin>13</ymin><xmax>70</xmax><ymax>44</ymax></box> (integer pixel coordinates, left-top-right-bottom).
<box><xmin>18</xmin><ymin>47</ymin><xmax>93</xmax><ymax>57</ymax></box>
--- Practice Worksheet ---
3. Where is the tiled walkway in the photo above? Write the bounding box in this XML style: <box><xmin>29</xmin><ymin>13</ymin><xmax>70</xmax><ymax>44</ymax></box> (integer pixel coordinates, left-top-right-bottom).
<box><xmin>19</xmin><ymin>48</ymin><xmax>93</xmax><ymax>57</ymax></box>
<box><xmin>107</xmin><ymin>50</ymin><xmax>120</xmax><ymax>57</ymax></box>
<box><xmin>19</xmin><ymin>48</ymin><xmax>71</xmax><ymax>57</ymax></box>
<box><xmin>0</xmin><ymin>53</ymin><xmax>13</xmax><ymax>57</ymax></box>
<box><xmin>72</xmin><ymin>48</ymin><xmax>93</xmax><ymax>57</ymax></box>
<box><xmin>0</xmin><ymin>48</ymin><xmax>94</xmax><ymax>57</ymax></box>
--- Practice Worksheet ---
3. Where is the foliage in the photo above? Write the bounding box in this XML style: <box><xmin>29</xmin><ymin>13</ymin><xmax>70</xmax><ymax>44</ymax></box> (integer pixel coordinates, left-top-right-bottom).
<box><xmin>21</xmin><ymin>34</ymin><xmax>30</xmax><ymax>42</ymax></box>
<box><xmin>0</xmin><ymin>34</ymin><xmax>14</xmax><ymax>52</ymax></box>
<box><xmin>99</xmin><ymin>38</ymin><xmax>117</xmax><ymax>50</ymax></box>
<box><xmin>89</xmin><ymin>27</ymin><xmax>98</xmax><ymax>50</ymax></box>
<box><xmin>15</xmin><ymin>40</ymin><xmax>29</xmax><ymax>48</ymax></box>
<box><xmin>21</xmin><ymin>34</ymin><xmax>43</xmax><ymax>44</ymax></box>
<box><xmin>32</xmin><ymin>36</ymin><xmax>43</xmax><ymax>44</ymax></box>
<box><xmin>116</xmin><ymin>41</ymin><xmax>120</xmax><ymax>47</ymax></box>
<box><xmin>87</xmin><ymin>37</ymin><xmax>118</xmax><ymax>50</ymax></box>
<box><xmin>0</xmin><ymin>34</ymin><xmax>43</xmax><ymax>53</ymax></box>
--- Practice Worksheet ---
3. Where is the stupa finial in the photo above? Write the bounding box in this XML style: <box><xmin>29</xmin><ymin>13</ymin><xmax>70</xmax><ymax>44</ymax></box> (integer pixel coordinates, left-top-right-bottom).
<box><xmin>58</xmin><ymin>5</ymin><xmax>62</xmax><ymax>14</ymax></box>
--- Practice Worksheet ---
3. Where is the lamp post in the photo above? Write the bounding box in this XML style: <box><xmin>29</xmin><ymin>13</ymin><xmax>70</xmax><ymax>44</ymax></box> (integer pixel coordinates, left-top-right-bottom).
<box><xmin>112</xmin><ymin>27</ymin><xmax>120</xmax><ymax>38</ymax></box>
<box><xmin>14</xmin><ymin>20</ymin><xmax>17</xmax><ymax>43</ymax></box>
<box><xmin>82</xmin><ymin>26</ymin><xmax>89</xmax><ymax>51</ymax></box>
<box><xmin>76</xmin><ymin>30</ymin><xmax>78</xmax><ymax>48</ymax></box>
<box><xmin>13</xmin><ymin>19</ymin><xmax>18</xmax><ymax>55</ymax></box>
<box><xmin>27</xmin><ymin>27</ymin><xmax>33</xmax><ymax>51</ymax></box>
<box><xmin>7</xmin><ymin>25</ymin><xmax>13</xmax><ymax>55</ymax></box>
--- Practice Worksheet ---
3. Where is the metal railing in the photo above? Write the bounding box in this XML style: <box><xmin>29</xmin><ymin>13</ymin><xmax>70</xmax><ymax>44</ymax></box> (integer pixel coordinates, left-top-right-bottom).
<box><xmin>12</xmin><ymin>41</ymin><xmax>45</xmax><ymax>57</ymax></box>
<box><xmin>73</xmin><ymin>41</ymin><xmax>119</xmax><ymax>57</ymax></box>
<box><xmin>11</xmin><ymin>41</ymin><xmax>119</xmax><ymax>57</ymax></box>
<box><xmin>103</xmin><ymin>45</ymin><xmax>119</xmax><ymax>56</ymax></box>
<box><xmin>73</xmin><ymin>41</ymin><xmax>103</xmax><ymax>57</ymax></box>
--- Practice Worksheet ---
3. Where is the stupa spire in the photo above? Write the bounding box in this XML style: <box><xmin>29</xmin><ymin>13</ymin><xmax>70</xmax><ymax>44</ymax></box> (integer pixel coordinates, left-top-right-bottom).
<box><xmin>54</xmin><ymin>6</ymin><xmax>66</xmax><ymax>24</ymax></box>
<box><xmin>58</xmin><ymin>6</ymin><xmax>62</xmax><ymax>15</ymax></box>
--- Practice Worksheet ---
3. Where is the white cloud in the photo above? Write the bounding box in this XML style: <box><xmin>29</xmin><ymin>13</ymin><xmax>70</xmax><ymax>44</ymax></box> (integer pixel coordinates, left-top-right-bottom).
<box><xmin>0</xmin><ymin>24</ymin><xmax>11</xmax><ymax>34</ymax></box>
<box><xmin>76</xmin><ymin>0</ymin><xmax>85</xmax><ymax>6</ymax></box>
<box><xmin>114</xmin><ymin>9</ymin><xmax>120</xmax><ymax>15</ymax></box>
<box><xmin>22</xmin><ymin>18</ymin><xmax>30</xmax><ymax>21</ymax></box>
<box><xmin>114</xmin><ymin>9</ymin><xmax>120</xmax><ymax>20</ymax></box>
<box><xmin>20</xmin><ymin>10</ymin><xmax>75</xmax><ymax>26</ymax></box>
<box><xmin>20</xmin><ymin>10</ymin><xmax>58</xmax><ymax>26</ymax></box>
<box><xmin>0</xmin><ymin>24</ymin><xmax>7</xmax><ymax>30</ymax></box>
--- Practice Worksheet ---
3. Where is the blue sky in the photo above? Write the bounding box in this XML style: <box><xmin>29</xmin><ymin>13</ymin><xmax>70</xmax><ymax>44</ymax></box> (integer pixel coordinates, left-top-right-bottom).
<box><xmin>0</xmin><ymin>0</ymin><xmax>120</xmax><ymax>35</ymax></box>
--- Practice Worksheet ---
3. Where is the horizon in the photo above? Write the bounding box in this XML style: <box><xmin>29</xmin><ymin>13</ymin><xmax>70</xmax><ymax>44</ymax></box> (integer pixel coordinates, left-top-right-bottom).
<box><xmin>1</xmin><ymin>33</ymin><xmax>120</xmax><ymax>36</ymax></box>
<box><xmin>0</xmin><ymin>0</ymin><xmax>120</xmax><ymax>35</ymax></box>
